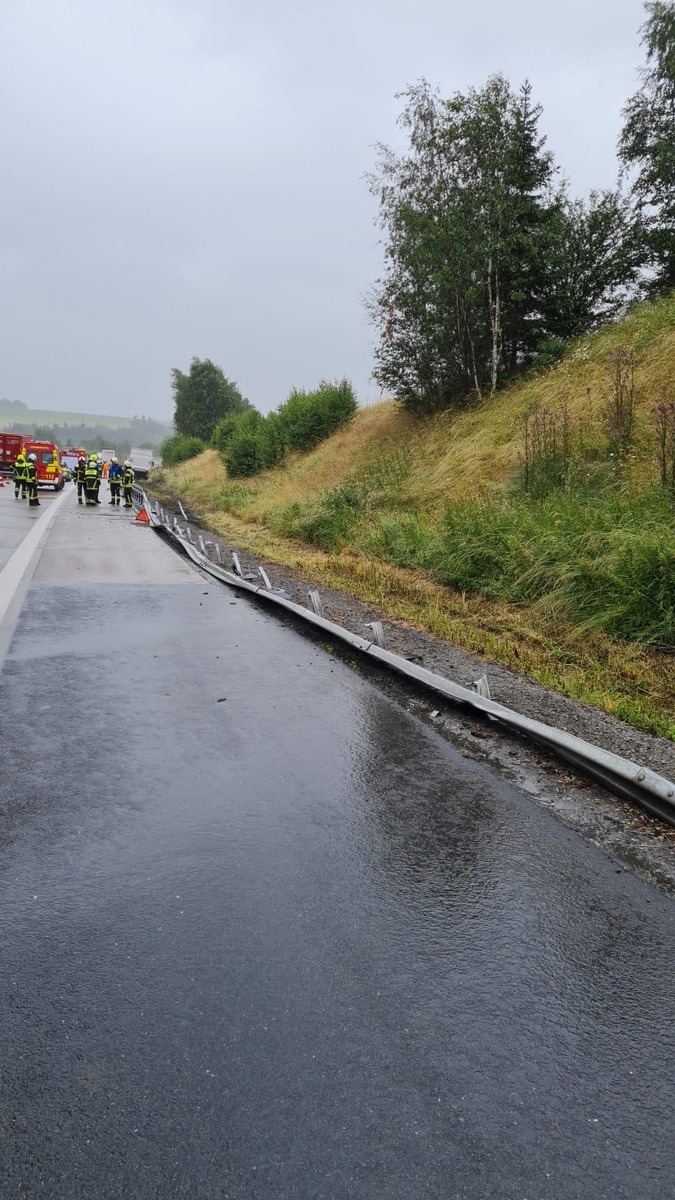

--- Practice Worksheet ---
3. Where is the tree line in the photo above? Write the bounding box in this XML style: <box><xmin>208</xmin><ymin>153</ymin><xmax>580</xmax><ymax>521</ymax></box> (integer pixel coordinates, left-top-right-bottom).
<box><xmin>163</xmin><ymin>358</ymin><xmax>357</xmax><ymax>477</ymax></box>
<box><xmin>368</xmin><ymin>0</ymin><xmax>675</xmax><ymax>413</ymax></box>
<box><xmin>4</xmin><ymin>415</ymin><xmax>172</xmax><ymax>454</ymax></box>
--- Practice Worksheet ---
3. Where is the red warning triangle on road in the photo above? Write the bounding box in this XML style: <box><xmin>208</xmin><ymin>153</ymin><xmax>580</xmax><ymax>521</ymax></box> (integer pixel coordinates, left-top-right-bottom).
<box><xmin>135</xmin><ymin>507</ymin><xmax>150</xmax><ymax>524</ymax></box>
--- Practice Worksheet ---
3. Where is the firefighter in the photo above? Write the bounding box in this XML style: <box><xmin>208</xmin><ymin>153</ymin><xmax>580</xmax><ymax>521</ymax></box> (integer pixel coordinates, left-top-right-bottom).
<box><xmin>83</xmin><ymin>455</ymin><xmax>100</xmax><ymax>506</ymax></box>
<box><xmin>91</xmin><ymin>454</ymin><xmax>102</xmax><ymax>503</ymax></box>
<box><xmin>13</xmin><ymin>450</ymin><xmax>27</xmax><ymax>499</ymax></box>
<box><xmin>75</xmin><ymin>455</ymin><xmax>86</xmax><ymax>503</ymax></box>
<box><xmin>122</xmin><ymin>459</ymin><xmax>134</xmax><ymax>508</ymax></box>
<box><xmin>25</xmin><ymin>452</ymin><xmax>40</xmax><ymax>507</ymax></box>
<box><xmin>108</xmin><ymin>456</ymin><xmax>121</xmax><ymax>505</ymax></box>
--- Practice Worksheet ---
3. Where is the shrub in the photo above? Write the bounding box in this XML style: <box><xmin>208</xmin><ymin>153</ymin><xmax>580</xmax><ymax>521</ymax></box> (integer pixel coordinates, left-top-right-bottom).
<box><xmin>530</xmin><ymin>337</ymin><xmax>568</xmax><ymax>373</ymax></box>
<box><xmin>211</xmin><ymin>414</ymin><xmax>242</xmax><ymax>454</ymax></box>
<box><xmin>226</xmin><ymin>412</ymin><xmax>265</xmax><ymax>478</ymax></box>
<box><xmin>160</xmin><ymin>433</ymin><xmax>205</xmax><ymax>466</ymax></box>
<box><xmin>278</xmin><ymin>380</ymin><xmax>357</xmax><ymax>453</ymax></box>
<box><xmin>223</xmin><ymin>411</ymin><xmax>287</xmax><ymax>478</ymax></box>
<box><xmin>215</xmin><ymin>379</ymin><xmax>357</xmax><ymax>478</ymax></box>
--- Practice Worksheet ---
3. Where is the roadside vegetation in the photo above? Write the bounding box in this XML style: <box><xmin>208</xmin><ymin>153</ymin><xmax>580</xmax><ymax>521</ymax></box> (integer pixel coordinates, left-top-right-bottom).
<box><xmin>152</xmin><ymin>4</ymin><xmax>675</xmax><ymax>739</ymax></box>
<box><xmin>153</xmin><ymin>294</ymin><xmax>675</xmax><ymax>740</ymax></box>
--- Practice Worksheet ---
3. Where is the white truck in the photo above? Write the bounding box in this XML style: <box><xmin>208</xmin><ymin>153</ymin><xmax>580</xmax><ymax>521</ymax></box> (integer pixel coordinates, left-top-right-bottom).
<box><xmin>129</xmin><ymin>447</ymin><xmax>158</xmax><ymax>479</ymax></box>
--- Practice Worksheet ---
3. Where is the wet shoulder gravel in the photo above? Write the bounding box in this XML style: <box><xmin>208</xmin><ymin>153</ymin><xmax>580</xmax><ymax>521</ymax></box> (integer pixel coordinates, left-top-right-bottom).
<box><xmin>151</xmin><ymin>494</ymin><xmax>675</xmax><ymax>894</ymax></box>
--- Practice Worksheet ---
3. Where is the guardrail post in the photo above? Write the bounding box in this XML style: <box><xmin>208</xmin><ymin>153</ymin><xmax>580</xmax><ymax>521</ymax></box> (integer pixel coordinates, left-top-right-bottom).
<box><xmin>308</xmin><ymin>589</ymin><xmax>324</xmax><ymax>618</ymax></box>
<box><xmin>365</xmin><ymin>621</ymin><xmax>386</xmax><ymax>649</ymax></box>
<box><xmin>231</xmin><ymin>552</ymin><xmax>242</xmax><ymax>577</ymax></box>
<box><xmin>258</xmin><ymin>567</ymin><xmax>272</xmax><ymax>589</ymax></box>
<box><xmin>178</xmin><ymin>501</ymin><xmax>188</xmax><ymax>520</ymax></box>
<box><xmin>473</xmin><ymin>673</ymin><xmax>491</xmax><ymax>699</ymax></box>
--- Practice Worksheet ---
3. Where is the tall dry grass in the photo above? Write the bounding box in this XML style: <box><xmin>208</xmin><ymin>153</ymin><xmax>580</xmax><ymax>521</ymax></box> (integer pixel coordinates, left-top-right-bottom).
<box><xmin>152</xmin><ymin>293</ymin><xmax>675</xmax><ymax>736</ymax></box>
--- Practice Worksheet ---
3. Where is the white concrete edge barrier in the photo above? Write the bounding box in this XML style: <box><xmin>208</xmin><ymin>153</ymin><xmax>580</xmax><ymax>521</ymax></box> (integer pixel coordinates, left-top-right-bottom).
<box><xmin>0</xmin><ymin>486</ymin><xmax>71</xmax><ymax>624</ymax></box>
<box><xmin>143</xmin><ymin>491</ymin><xmax>675</xmax><ymax>827</ymax></box>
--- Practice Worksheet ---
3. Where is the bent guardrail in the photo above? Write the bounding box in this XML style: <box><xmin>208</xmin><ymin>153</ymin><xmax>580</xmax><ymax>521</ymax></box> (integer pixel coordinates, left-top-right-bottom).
<box><xmin>134</xmin><ymin>489</ymin><xmax>675</xmax><ymax>827</ymax></box>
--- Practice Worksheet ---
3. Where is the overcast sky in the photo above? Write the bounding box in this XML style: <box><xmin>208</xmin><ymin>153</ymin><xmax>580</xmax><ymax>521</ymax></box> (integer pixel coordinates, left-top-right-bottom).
<box><xmin>0</xmin><ymin>0</ymin><xmax>650</xmax><ymax>421</ymax></box>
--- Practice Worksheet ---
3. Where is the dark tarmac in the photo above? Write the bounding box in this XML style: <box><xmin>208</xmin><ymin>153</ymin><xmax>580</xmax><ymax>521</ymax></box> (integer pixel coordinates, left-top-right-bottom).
<box><xmin>1</xmin><ymin>490</ymin><xmax>674</xmax><ymax>1199</ymax></box>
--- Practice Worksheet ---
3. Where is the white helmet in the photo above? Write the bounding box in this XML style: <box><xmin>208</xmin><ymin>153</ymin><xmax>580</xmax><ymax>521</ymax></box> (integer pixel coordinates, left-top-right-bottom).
<box><xmin>111</xmin><ymin>456</ymin><xmax>118</xmax><ymax>463</ymax></box>
<box><xmin>27</xmin><ymin>452</ymin><xmax>37</xmax><ymax>462</ymax></box>
<box><xmin>124</xmin><ymin>460</ymin><xmax>132</xmax><ymax>467</ymax></box>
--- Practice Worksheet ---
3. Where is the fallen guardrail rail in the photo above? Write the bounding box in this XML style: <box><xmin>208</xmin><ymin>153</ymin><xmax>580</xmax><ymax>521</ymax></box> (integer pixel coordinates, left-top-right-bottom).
<box><xmin>135</xmin><ymin>489</ymin><xmax>675</xmax><ymax>827</ymax></box>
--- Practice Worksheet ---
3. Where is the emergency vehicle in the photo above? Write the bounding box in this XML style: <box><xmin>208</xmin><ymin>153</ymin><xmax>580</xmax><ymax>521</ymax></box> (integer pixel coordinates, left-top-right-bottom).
<box><xmin>61</xmin><ymin>447</ymin><xmax>87</xmax><ymax>473</ymax></box>
<box><xmin>22</xmin><ymin>441</ymin><xmax>65</xmax><ymax>489</ymax></box>
<box><xmin>0</xmin><ymin>433</ymin><xmax>24</xmax><ymax>474</ymax></box>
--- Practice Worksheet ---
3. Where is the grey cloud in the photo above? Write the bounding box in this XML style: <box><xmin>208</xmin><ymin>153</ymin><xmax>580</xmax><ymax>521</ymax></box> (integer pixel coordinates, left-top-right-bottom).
<box><xmin>1</xmin><ymin>0</ymin><xmax>647</xmax><ymax>419</ymax></box>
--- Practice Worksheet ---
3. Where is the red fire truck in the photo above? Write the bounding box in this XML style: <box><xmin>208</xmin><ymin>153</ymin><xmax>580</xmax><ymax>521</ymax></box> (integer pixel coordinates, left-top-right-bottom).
<box><xmin>22</xmin><ymin>440</ymin><xmax>65</xmax><ymax>489</ymax></box>
<box><xmin>0</xmin><ymin>433</ymin><xmax>24</xmax><ymax>475</ymax></box>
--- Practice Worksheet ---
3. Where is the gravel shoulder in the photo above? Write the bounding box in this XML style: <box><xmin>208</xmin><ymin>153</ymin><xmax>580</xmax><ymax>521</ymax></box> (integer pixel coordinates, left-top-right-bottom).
<box><xmin>150</xmin><ymin>490</ymin><xmax>675</xmax><ymax>894</ymax></box>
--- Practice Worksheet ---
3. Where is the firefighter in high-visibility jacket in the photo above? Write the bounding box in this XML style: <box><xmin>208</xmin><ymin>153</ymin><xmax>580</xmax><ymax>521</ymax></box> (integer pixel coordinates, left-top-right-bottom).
<box><xmin>122</xmin><ymin>460</ymin><xmax>134</xmax><ymax>508</ymax></box>
<box><xmin>74</xmin><ymin>455</ymin><xmax>86</xmax><ymax>503</ymax></box>
<box><xmin>13</xmin><ymin>451</ymin><xmax>27</xmax><ymax>499</ymax></box>
<box><xmin>83</xmin><ymin>455</ymin><xmax>100</xmax><ymax>506</ymax></box>
<box><xmin>108</xmin><ymin>456</ymin><xmax>122</xmax><ymax>505</ymax></box>
<box><xmin>25</xmin><ymin>452</ymin><xmax>40</xmax><ymax>507</ymax></box>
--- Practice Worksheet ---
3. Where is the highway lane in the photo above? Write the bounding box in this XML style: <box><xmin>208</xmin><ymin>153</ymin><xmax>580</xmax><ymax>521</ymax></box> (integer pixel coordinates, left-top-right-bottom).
<box><xmin>1</xmin><ymin>487</ymin><xmax>674</xmax><ymax>1199</ymax></box>
<box><xmin>0</xmin><ymin>476</ymin><xmax>65</xmax><ymax>571</ymax></box>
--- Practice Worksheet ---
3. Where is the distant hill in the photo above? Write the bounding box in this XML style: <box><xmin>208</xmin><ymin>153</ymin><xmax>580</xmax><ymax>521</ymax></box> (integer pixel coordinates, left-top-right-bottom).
<box><xmin>0</xmin><ymin>404</ymin><xmax>173</xmax><ymax>452</ymax></box>
<box><xmin>0</xmin><ymin>404</ymin><xmax>138</xmax><ymax>429</ymax></box>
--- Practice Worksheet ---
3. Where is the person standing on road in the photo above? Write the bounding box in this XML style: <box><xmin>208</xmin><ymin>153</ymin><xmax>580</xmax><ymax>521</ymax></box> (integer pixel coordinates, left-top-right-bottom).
<box><xmin>25</xmin><ymin>452</ymin><xmax>40</xmax><ymax>507</ymax></box>
<box><xmin>108</xmin><ymin>456</ymin><xmax>121</xmax><ymax>506</ymax></box>
<box><xmin>84</xmin><ymin>455</ymin><xmax>100</xmax><ymax>507</ymax></box>
<box><xmin>74</xmin><ymin>455</ymin><xmax>86</xmax><ymax>504</ymax></box>
<box><xmin>13</xmin><ymin>450</ymin><xmax>27</xmax><ymax>499</ymax></box>
<box><xmin>122</xmin><ymin>460</ymin><xmax>134</xmax><ymax>508</ymax></box>
<box><xmin>92</xmin><ymin>455</ymin><xmax>102</xmax><ymax>503</ymax></box>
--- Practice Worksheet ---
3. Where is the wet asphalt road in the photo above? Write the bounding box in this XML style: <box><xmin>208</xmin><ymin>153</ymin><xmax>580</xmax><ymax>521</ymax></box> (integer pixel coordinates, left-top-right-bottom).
<box><xmin>1</xmin><ymin>491</ymin><xmax>674</xmax><ymax>1199</ymax></box>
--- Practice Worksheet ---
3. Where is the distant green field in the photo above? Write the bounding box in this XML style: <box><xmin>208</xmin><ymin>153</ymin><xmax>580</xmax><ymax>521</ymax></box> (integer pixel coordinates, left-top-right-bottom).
<box><xmin>0</xmin><ymin>406</ymin><xmax>147</xmax><ymax>429</ymax></box>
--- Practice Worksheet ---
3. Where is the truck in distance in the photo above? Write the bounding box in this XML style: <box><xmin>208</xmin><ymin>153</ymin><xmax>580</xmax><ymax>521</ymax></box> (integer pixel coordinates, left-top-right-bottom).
<box><xmin>129</xmin><ymin>447</ymin><xmax>157</xmax><ymax>479</ymax></box>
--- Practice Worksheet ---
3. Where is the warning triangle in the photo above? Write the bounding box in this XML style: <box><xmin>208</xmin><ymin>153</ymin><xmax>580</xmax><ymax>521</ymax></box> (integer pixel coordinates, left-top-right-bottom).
<box><xmin>135</xmin><ymin>507</ymin><xmax>150</xmax><ymax>524</ymax></box>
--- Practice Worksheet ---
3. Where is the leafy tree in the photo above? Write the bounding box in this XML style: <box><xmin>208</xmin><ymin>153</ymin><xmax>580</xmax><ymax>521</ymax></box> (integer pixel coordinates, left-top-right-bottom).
<box><xmin>370</xmin><ymin>76</ymin><xmax>647</xmax><ymax>414</ymax></box>
<box><xmin>619</xmin><ymin>1</ymin><xmax>675</xmax><ymax>291</ymax></box>
<box><xmin>368</xmin><ymin>77</ymin><xmax>557</xmax><ymax>411</ymax></box>
<box><xmin>172</xmin><ymin>358</ymin><xmax>250</xmax><ymax>442</ymax></box>
<box><xmin>539</xmin><ymin>189</ymin><xmax>645</xmax><ymax>339</ymax></box>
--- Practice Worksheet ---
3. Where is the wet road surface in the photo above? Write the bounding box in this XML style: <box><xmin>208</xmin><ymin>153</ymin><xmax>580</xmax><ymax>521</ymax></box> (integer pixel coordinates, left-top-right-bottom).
<box><xmin>1</xmin><ymin>488</ymin><xmax>674</xmax><ymax>1199</ymax></box>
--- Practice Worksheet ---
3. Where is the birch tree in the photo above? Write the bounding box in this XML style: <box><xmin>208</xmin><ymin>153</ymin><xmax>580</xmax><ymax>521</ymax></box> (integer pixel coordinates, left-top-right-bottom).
<box><xmin>368</xmin><ymin>77</ymin><xmax>555</xmax><ymax>412</ymax></box>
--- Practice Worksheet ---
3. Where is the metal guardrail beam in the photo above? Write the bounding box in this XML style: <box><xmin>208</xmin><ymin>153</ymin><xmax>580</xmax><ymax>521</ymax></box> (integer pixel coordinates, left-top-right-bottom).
<box><xmin>138</xmin><ymin>490</ymin><xmax>675</xmax><ymax>827</ymax></box>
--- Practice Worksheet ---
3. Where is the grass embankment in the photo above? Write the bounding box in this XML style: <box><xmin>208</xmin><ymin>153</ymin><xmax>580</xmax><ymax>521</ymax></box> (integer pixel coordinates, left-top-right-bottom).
<box><xmin>153</xmin><ymin>295</ymin><xmax>675</xmax><ymax>739</ymax></box>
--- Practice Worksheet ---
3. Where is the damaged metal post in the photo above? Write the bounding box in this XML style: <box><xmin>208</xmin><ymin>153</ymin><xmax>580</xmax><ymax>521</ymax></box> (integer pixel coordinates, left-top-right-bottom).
<box><xmin>365</xmin><ymin>621</ymin><xmax>386</xmax><ymax>649</ymax></box>
<box><xmin>308</xmin><ymin>589</ymin><xmax>325</xmax><ymax>619</ymax></box>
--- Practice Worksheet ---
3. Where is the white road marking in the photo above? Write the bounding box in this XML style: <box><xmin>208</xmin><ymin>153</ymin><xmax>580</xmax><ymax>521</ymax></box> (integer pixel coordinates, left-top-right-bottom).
<box><xmin>0</xmin><ymin>487</ymin><xmax>71</xmax><ymax>623</ymax></box>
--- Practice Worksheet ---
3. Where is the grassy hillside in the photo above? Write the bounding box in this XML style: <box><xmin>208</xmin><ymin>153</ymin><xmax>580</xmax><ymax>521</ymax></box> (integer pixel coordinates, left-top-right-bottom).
<box><xmin>154</xmin><ymin>294</ymin><xmax>675</xmax><ymax>739</ymax></box>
